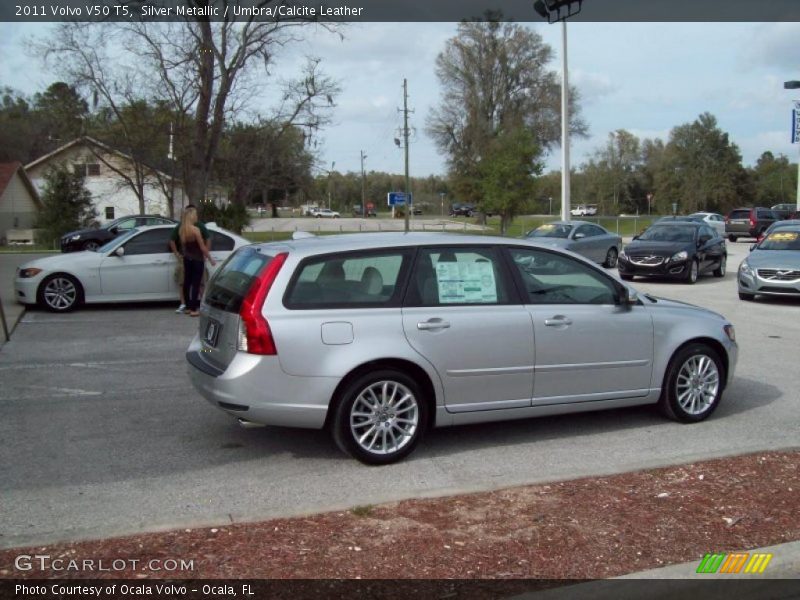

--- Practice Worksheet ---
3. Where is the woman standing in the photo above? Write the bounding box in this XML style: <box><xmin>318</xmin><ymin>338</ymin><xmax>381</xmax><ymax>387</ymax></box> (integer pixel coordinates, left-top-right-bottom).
<box><xmin>179</xmin><ymin>206</ymin><xmax>215</xmax><ymax>317</ymax></box>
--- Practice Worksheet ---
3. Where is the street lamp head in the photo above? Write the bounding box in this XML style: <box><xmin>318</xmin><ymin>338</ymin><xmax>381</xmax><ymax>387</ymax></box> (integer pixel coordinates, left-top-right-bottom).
<box><xmin>785</xmin><ymin>81</ymin><xmax>800</xmax><ymax>90</ymax></box>
<box><xmin>533</xmin><ymin>0</ymin><xmax>583</xmax><ymax>23</ymax></box>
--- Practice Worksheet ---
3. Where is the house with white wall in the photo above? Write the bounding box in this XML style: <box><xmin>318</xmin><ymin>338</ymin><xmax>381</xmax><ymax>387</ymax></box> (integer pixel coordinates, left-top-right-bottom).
<box><xmin>25</xmin><ymin>136</ymin><xmax>187</xmax><ymax>224</ymax></box>
<box><xmin>0</xmin><ymin>162</ymin><xmax>41</xmax><ymax>244</ymax></box>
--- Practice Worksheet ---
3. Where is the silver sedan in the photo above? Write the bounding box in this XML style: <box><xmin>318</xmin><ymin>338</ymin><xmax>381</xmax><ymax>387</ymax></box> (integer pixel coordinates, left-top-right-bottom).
<box><xmin>15</xmin><ymin>224</ymin><xmax>250</xmax><ymax>312</ymax></box>
<box><xmin>738</xmin><ymin>225</ymin><xmax>800</xmax><ymax>301</ymax></box>
<box><xmin>524</xmin><ymin>220</ymin><xmax>622</xmax><ymax>267</ymax></box>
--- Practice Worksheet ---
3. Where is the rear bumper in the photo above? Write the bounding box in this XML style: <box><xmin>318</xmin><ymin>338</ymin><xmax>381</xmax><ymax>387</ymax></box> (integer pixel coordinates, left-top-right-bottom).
<box><xmin>186</xmin><ymin>335</ymin><xmax>338</xmax><ymax>429</ymax></box>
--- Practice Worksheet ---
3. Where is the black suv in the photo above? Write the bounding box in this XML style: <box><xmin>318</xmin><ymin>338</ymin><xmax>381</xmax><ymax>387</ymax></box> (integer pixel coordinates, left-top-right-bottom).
<box><xmin>449</xmin><ymin>203</ymin><xmax>475</xmax><ymax>217</ymax></box>
<box><xmin>724</xmin><ymin>207</ymin><xmax>778</xmax><ymax>242</ymax></box>
<box><xmin>60</xmin><ymin>215</ymin><xmax>177</xmax><ymax>252</ymax></box>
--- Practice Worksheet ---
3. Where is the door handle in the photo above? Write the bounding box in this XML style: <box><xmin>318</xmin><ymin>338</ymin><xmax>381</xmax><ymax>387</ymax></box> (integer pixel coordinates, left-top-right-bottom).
<box><xmin>417</xmin><ymin>319</ymin><xmax>451</xmax><ymax>331</ymax></box>
<box><xmin>544</xmin><ymin>316</ymin><xmax>572</xmax><ymax>327</ymax></box>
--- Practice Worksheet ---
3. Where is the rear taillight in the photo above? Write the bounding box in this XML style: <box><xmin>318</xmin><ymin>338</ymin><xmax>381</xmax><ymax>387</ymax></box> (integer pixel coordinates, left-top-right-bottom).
<box><xmin>749</xmin><ymin>210</ymin><xmax>756</xmax><ymax>227</ymax></box>
<box><xmin>238</xmin><ymin>252</ymin><xmax>288</xmax><ymax>355</ymax></box>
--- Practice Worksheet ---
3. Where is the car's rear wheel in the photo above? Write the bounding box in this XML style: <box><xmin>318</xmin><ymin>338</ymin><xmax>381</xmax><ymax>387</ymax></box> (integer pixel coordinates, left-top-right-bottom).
<box><xmin>603</xmin><ymin>247</ymin><xmax>618</xmax><ymax>268</ymax></box>
<box><xmin>727</xmin><ymin>234</ymin><xmax>737</xmax><ymax>242</ymax></box>
<box><xmin>659</xmin><ymin>343</ymin><xmax>723</xmax><ymax>423</ymax></box>
<box><xmin>82</xmin><ymin>240</ymin><xmax>100</xmax><ymax>251</ymax></box>
<box><xmin>37</xmin><ymin>274</ymin><xmax>83</xmax><ymax>312</ymax></box>
<box><xmin>332</xmin><ymin>369</ymin><xmax>428</xmax><ymax>465</ymax></box>
<box><xmin>738</xmin><ymin>291</ymin><xmax>755</xmax><ymax>301</ymax></box>
<box><xmin>713</xmin><ymin>255</ymin><xmax>726</xmax><ymax>278</ymax></box>
<box><xmin>685</xmin><ymin>259</ymin><xmax>699</xmax><ymax>284</ymax></box>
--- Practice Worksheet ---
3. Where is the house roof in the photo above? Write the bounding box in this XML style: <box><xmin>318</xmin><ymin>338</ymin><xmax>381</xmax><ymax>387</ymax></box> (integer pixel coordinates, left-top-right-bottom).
<box><xmin>0</xmin><ymin>162</ymin><xmax>42</xmax><ymax>208</ymax></box>
<box><xmin>25</xmin><ymin>136</ymin><xmax>130</xmax><ymax>172</ymax></box>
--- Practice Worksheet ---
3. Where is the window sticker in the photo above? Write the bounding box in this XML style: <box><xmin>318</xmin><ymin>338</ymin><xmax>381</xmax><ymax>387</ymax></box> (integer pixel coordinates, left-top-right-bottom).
<box><xmin>435</xmin><ymin>261</ymin><xmax>497</xmax><ymax>304</ymax></box>
<box><xmin>767</xmin><ymin>232</ymin><xmax>799</xmax><ymax>242</ymax></box>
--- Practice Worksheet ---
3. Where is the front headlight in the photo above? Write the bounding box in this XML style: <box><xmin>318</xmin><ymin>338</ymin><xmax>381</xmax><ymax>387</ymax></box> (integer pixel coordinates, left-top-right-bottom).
<box><xmin>18</xmin><ymin>268</ymin><xmax>43</xmax><ymax>278</ymax></box>
<box><xmin>69</xmin><ymin>234</ymin><xmax>81</xmax><ymax>241</ymax></box>
<box><xmin>739</xmin><ymin>260</ymin><xmax>753</xmax><ymax>277</ymax></box>
<box><xmin>669</xmin><ymin>250</ymin><xmax>688</xmax><ymax>263</ymax></box>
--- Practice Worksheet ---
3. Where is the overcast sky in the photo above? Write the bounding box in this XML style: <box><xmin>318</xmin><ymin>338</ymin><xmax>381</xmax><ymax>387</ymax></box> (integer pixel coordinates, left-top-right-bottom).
<box><xmin>1</xmin><ymin>21</ymin><xmax>799</xmax><ymax>177</ymax></box>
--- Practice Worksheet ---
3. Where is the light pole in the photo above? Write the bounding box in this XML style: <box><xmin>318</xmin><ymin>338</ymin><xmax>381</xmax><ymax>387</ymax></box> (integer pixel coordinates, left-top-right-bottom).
<box><xmin>785</xmin><ymin>80</ymin><xmax>800</xmax><ymax>212</ymax></box>
<box><xmin>327</xmin><ymin>161</ymin><xmax>335</xmax><ymax>209</ymax></box>
<box><xmin>439</xmin><ymin>192</ymin><xmax>446</xmax><ymax>217</ymax></box>
<box><xmin>534</xmin><ymin>1</ymin><xmax>582</xmax><ymax>222</ymax></box>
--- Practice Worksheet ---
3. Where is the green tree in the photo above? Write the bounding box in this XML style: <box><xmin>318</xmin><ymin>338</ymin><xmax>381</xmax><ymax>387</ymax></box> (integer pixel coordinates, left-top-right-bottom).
<box><xmin>750</xmin><ymin>151</ymin><xmax>797</xmax><ymax>206</ymax></box>
<box><xmin>478</xmin><ymin>129</ymin><xmax>542</xmax><ymax>234</ymax></box>
<box><xmin>654</xmin><ymin>113</ymin><xmax>751</xmax><ymax>214</ymax></box>
<box><xmin>427</xmin><ymin>15</ymin><xmax>586</xmax><ymax>209</ymax></box>
<box><xmin>35</xmin><ymin>165</ymin><xmax>97</xmax><ymax>246</ymax></box>
<box><xmin>582</xmin><ymin>130</ymin><xmax>643</xmax><ymax>214</ymax></box>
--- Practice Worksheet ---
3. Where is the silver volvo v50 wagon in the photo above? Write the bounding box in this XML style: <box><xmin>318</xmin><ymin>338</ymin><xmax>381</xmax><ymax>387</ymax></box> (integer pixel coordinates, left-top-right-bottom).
<box><xmin>187</xmin><ymin>232</ymin><xmax>738</xmax><ymax>464</ymax></box>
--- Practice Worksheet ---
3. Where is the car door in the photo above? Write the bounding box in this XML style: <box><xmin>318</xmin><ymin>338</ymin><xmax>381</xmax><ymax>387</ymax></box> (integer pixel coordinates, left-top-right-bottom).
<box><xmin>401</xmin><ymin>246</ymin><xmax>534</xmax><ymax>413</ymax></box>
<box><xmin>99</xmin><ymin>228</ymin><xmax>174</xmax><ymax>299</ymax></box>
<box><xmin>698</xmin><ymin>225</ymin><xmax>724</xmax><ymax>272</ymax></box>
<box><xmin>505</xmin><ymin>246</ymin><xmax>654</xmax><ymax>405</ymax></box>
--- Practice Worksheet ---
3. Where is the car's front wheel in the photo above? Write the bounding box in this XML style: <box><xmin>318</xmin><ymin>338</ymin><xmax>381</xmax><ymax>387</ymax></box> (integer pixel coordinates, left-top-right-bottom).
<box><xmin>713</xmin><ymin>255</ymin><xmax>726</xmax><ymax>278</ymax></box>
<box><xmin>738</xmin><ymin>291</ymin><xmax>755</xmax><ymax>301</ymax></box>
<box><xmin>37</xmin><ymin>273</ymin><xmax>83</xmax><ymax>312</ymax></box>
<box><xmin>685</xmin><ymin>259</ymin><xmax>699</xmax><ymax>284</ymax></box>
<box><xmin>82</xmin><ymin>240</ymin><xmax>100</xmax><ymax>251</ymax></box>
<box><xmin>659</xmin><ymin>343</ymin><xmax>723</xmax><ymax>423</ymax></box>
<box><xmin>603</xmin><ymin>247</ymin><xmax>618</xmax><ymax>268</ymax></box>
<box><xmin>620</xmin><ymin>273</ymin><xmax>634</xmax><ymax>281</ymax></box>
<box><xmin>332</xmin><ymin>369</ymin><xmax>428</xmax><ymax>465</ymax></box>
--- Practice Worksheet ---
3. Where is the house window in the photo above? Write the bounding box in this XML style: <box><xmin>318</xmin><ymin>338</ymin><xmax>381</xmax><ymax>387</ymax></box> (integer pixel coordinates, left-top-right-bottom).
<box><xmin>105</xmin><ymin>207</ymin><xmax>115</xmax><ymax>220</ymax></box>
<box><xmin>87</xmin><ymin>163</ymin><xmax>100</xmax><ymax>176</ymax></box>
<box><xmin>73</xmin><ymin>164</ymin><xmax>87</xmax><ymax>177</ymax></box>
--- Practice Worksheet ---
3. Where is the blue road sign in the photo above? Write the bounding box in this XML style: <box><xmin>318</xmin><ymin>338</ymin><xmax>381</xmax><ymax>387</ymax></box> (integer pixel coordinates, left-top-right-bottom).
<box><xmin>388</xmin><ymin>192</ymin><xmax>413</xmax><ymax>206</ymax></box>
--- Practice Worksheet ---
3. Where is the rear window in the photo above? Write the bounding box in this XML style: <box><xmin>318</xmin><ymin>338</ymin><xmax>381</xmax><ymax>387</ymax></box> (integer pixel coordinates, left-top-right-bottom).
<box><xmin>205</xmin><ymin>247</ymin><xmax>273</xmax><ymax>313</ymax></box>
<box><xmin>728</xmin><ymin>210</ymin><xmax>750</xmax><ymax>219</ymax></box>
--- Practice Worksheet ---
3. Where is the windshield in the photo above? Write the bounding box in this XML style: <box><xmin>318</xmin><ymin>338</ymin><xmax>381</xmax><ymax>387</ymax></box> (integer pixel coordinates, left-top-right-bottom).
<box><xmin>528</xmin><ymin>224</ymin><xmax>572</xmax><ymax>239</ymax></box>
<box><xmin>638</xmin><ymin>225</ymin><xmax>696</xmax><ymax>243</ymax></box>
<box><xmin>757</xmin><ymin>231</ymin><xmax>800</xmax><ymax>251</ymax></box>
<box><xmin>97</xmin><ymin>228</ymin><xmax>139</xmax><ymax>253</ymax></box>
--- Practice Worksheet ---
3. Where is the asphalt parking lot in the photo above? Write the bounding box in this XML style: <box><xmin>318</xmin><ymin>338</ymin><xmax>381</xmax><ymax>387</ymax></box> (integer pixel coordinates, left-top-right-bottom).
<box><xmin>1</xmin><ymin>240</ymin><xmax>798</xmax><ymax>550</ymax></box>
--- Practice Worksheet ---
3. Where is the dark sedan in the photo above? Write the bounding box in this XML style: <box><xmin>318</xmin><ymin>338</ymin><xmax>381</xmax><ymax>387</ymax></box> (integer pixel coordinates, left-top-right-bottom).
<box><xmin>61</xmin><ymin>215</ymin><xmax>176</xmax><ymax>252</ymax></box>
<box><xmin>618</xmin><ymin>222</ymin><xmax>726</xmax><ymax>284</ymax></box>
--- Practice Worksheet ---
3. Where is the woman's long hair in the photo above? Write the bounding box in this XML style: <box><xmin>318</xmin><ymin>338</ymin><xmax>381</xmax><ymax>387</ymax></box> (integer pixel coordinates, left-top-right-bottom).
<box><xmin>179</xmin><ymin>207</ymin><xmax>198</xmax><ymax>245</ymax></box>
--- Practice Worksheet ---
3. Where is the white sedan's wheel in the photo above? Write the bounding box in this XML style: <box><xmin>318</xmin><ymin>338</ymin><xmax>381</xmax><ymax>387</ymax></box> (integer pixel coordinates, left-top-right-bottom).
<box><xmin>38</xmin><ymin>274</ymin><xmax>82</xmax><ymax>312</ymax></box>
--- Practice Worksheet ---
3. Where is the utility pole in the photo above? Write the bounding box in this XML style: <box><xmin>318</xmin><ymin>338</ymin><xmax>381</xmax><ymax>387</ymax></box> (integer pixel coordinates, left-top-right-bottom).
<box><xmin>360</xmin><ymin>150</ymin><xmax>367</xmax><ymax>217</ymax></box>
<box><xmin>400</xmin><ymin>78</ymin><xmax>413</xmax><ymax>233</ymax></box>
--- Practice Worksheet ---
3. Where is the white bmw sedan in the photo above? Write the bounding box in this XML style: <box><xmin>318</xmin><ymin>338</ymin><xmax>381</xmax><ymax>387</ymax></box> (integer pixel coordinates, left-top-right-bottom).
<box><xmin>15</xmin><ymin>224</ymin><xmax>250</xmax><ymax>312</ymax></box>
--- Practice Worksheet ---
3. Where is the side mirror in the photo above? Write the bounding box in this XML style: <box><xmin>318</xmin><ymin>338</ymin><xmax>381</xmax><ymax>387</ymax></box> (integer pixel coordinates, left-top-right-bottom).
<box><xmin>632</xmin><ymin>234</ymin><xmax>639</xmax><ymax>240</ymax></box>
<box><xmin>573</xmin><ymin>232</ymin><xmax>586</xmax><ymax>240</ymax></box>
<box><xmin>114</xmin><ymin>246</ymin><xmax>125</xmax><ymax>257</ymax></box>
<box><xmin>109</xmin><ymin>226</ymin><xmax>118</xmax><ymax>235</ymax></box>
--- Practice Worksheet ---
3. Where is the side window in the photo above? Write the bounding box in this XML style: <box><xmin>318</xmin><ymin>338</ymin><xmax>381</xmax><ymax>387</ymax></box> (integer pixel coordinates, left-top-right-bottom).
<box><xmin>574</xmin><ymin>225</ymin><xmax>592</xmax><ymax>238</ymax></box>
<box><xmin>208</xmin><ymin>230</ymin><xmax>234</xmax><ymax>251</ymax></box>
<box><xmin>587</xmin><ymin>225</ymin><xmax>606</xmax><ymax>237</ymax></box>
<box><xmin>116</xmin><ymin>218</ymin><xmax>137</xmax><ymax>231</ymax></box>
<box><xmin>406</xmin><ymin>247</ymin><xmax>511</xmax><ymax>307</ymax></box>
<box><xmin>508</xmin><ymin>247</ymin><xmax>618</xmax><ymax>305</ymax></box>
<box><xmin>285</xmin><ymin>251</ymin><xmax>408</xmax><ymax>308</ymax></box>
<box><xmin>122</xmin><ymin>229</ymin><xmax>173</xmax><ymax>256</ymax></box>
<box><xmin>700</xmin><ymin>225</ymin><xmax>716</xmax><ymax>239</ymax></box>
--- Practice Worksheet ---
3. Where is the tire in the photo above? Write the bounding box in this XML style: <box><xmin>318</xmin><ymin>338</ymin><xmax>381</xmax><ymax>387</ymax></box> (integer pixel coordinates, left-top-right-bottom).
<box><xmin>727</xmin><ymin>234</ymin><xmax>736</xmax><ymax>242</ymax></box>
<box><xmin>331</xmin><ymin>369</ymin><xmax>428</xmax><ymax>465</ymax></box>
<box><xmin>713</xmin><ymin>255</ymin><xmax>726</xmax><ymax>278</ymax></box>
<box><xmin>658</xmin><ymin>343</ymin><xmax>724</xmax><ymax>423</ymax></box>
<box><xmin>738</xmin><ymin>291</ymin><xmax>755</xmax><ymax>301</ymax></box>
<box><xmin>37</xmin><ymin>273</ymin><xmax>83</xmax><ymax>312</ymax></box>
<box><xmin>82</xmin><ymin>240</ymin><xmax>101</xmax><ymax>251</ymax></box>
<box><xmin>603</xmin><ymin>247</ymin><xmax>618</xmax><ymax>268</ymax></box>
<box><xmin>684</xmin><ymin>259</ymin><xmax>699</xmax><ymax>284</ymax></box>
<box><xmin>620</xmin><ymin>273</ymin><xmax>634</xmax><ymax>281</ymax></box>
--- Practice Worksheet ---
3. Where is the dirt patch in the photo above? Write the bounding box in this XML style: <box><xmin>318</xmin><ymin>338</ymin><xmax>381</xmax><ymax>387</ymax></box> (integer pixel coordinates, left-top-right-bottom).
<box><xmin>1</xmin><ymin>450</ymin><xmax>797</xmax><ymax>580</ymax></box>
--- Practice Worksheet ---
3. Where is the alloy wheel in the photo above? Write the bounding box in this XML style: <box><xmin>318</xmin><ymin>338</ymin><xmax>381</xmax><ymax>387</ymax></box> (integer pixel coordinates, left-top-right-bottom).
<box><xmin>349</xmin><ymin>380</ymin><xmax>419</xmax><ymax>456</ymax></box>
<box><xmin>43</xmin><ymin>277</ymin><xmax>78</xmax><ymax>310</ymax></box>
<box><xmin>675</xmin><ymin>354</ymin><xmax>720</xmax><ymax>415</ymax></box>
